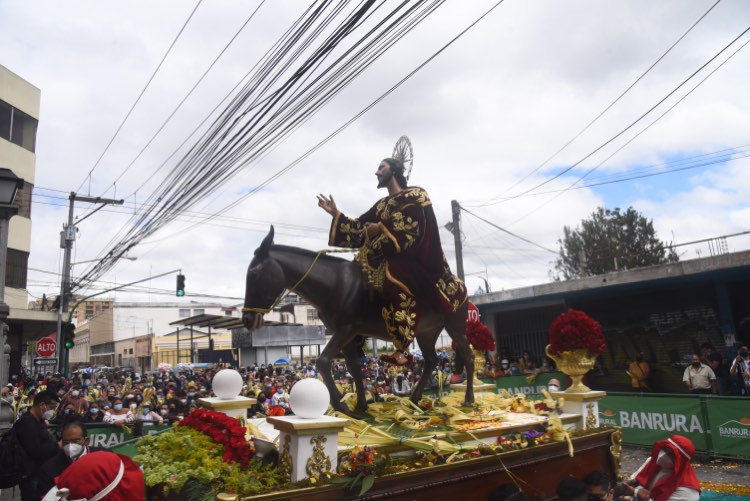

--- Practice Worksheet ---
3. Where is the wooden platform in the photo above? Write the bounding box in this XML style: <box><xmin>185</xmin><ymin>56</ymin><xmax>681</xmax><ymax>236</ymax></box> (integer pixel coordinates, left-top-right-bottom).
<box><xmin>214</xmin><ymin>427</ymin><xmax>621</xmax><ymax>501</ymax></box>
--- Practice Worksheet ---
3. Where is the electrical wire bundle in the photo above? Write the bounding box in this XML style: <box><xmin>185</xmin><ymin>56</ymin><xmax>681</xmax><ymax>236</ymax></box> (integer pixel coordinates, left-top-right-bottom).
<box><xmin>72</xmin><ymin>0</ymin><xmax>451</xmax><ymax>293</ymax></box>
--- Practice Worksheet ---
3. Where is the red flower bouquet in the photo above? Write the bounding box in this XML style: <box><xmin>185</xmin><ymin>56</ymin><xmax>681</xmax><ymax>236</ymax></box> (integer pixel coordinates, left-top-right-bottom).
<box><xmin>180</xmin><ymin>409</ymin><xmax>254</xmax><ymax>466</ymax></box>
<box><xmin>547</xmin><ymin>309</ymin><xmax>606</xmax><ymax>355</ymax></box>
<box><xmin>466</xmin><ymin>320</ymin><xmax>496</xmax><ymax>352</ymax></box>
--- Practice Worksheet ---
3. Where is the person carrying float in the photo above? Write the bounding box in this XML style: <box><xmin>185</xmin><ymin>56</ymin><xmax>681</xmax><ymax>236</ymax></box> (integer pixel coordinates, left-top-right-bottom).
<box><xmin>317</xmin><ymin>156</ymin><xmax>466</xmax><ymax>366</ymax></box>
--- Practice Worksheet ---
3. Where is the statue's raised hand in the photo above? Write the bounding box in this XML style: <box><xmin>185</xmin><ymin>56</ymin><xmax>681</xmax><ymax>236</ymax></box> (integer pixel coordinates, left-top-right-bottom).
<box><xmin>317</xmin><ymin>194</ymin><xmax>338</xmax><ymax>217</ymax></box>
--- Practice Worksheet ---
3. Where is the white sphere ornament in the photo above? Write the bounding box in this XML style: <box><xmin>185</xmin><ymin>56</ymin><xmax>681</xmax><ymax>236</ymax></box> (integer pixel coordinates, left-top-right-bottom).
<box><xmin>289</xmin><ymin>378</ymin><xmax>330</xmax><ymax>419</ymax></box>
<box><xmin>212</xmin><ymin>369</ymin><xmax>243</xmax><ymax>400</ymax></box>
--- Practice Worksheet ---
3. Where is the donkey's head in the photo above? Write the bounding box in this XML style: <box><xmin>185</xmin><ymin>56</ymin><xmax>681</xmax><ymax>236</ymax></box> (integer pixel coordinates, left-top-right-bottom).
<box><xmin>242</xmin><ymin>226</ymin><xmax>285</xmax><ymax>331</ymax></box>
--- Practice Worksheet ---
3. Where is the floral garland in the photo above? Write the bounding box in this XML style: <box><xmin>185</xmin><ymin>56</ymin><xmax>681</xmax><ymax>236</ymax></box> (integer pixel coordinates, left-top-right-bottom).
<box><xmin>179</xmin><ymin>409</ymin><xmax>253</xmax><ymax>466</ymax></box>
<box><xmin>548</xmin><ymin>309</ymin><xmax>606</xmax><ymax>355</ymax></box>
<box><xmin>466</xmin><ymin>320</ymin><xmax>496</xmax><ymax>352</ymax></box>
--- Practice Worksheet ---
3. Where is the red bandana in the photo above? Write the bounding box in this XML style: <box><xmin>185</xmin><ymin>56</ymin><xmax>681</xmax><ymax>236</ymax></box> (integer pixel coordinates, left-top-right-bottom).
<box><xmin>635</xmin><ymin>435</ymin><xmax>700</xmax><ymax>501</ymax></box>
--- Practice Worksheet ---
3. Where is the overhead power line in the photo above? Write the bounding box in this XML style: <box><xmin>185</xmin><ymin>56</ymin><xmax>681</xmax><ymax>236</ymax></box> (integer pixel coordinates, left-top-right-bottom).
<box><xmin>496</xmin><ymin>0</ymin><xmax>723</xmax><ymax>201</ymax></box>
<box><xmin>75</xmin><ymin>0</ymin><xmax>204</xmax><ymax>194</ymax></box>
<box><xmin>459</xmin><ymin>205</ymin><xmax>557</xmax><ymax>254</ymax></box>
<box><xmin>499</xmin><ymin>22</ymin><xmax>750</xmax><ymax>204</ymax></box>
<box><xmin>74</xmin><ymin>0</ymin><xmax>507</xmax><ymax>291</ymax></box>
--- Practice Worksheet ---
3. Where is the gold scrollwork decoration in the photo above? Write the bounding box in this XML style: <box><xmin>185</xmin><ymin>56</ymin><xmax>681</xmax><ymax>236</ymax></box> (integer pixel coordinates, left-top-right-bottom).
<box><xmin>586</xmin><ymin>403</ymin><xmax>597</xmax><ymax>429</ymax></box>
<box><xmin>306</xmin><ymin>435</ymin><xmax>332</xmax><ymax>477</ymax></box>
<box><xmin>280</xmin><ymin>435</ymin><xmax>292</xmax><ymax>481</ymax></box>
<box><xmin>610</xmin><ymin>428</ymin><xmax>623</xmax><ymax>480</ymax></box>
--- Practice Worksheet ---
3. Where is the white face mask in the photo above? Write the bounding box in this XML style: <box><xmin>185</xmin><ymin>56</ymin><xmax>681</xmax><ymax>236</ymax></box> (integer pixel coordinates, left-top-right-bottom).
<box><xmin>656</xmin><ymin>450</ymin><xmax>674</xmax><ymax>469</ymax></box>
<box><xmin>548</xmin><ymin>385</ymin><xmax>560</xmax><ymax>392</ymax></box>
<box><xmin>42</xmin><ymin>409</ymin><xmax>55</xmax><ymax>420</ymax></box>
<box><xmin>64</xmin><ymin>443</ymin><xmax>85</xmax><ymax>460</ymax></box>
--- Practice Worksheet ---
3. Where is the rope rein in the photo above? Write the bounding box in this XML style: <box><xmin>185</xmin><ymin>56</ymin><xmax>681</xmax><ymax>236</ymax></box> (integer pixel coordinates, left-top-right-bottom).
<box><xmin>241</xmin><ymin>249</ymin><xmax>355</xmax><ymax>314</ymax></box>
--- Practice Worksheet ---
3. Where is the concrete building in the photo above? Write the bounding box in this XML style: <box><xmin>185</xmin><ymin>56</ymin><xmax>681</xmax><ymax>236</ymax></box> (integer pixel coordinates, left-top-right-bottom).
<box><xmin>472</xmin><ymin>250</ymin><xmax>750</xmax><ymax>393</ymax></box>
<box><xmin>111</xmin><ymin>301</ymin><xmax>237</xmax><ymax>371</ymax></box>
<box><xmin>232</xmin><ymin>294</ymin><xmax>328</xmax><ymax>366</ymax></box>
<box><xmin>1</xmin><ymin>65</ymin><xmax>56</xmax><ymax>377</ymax></box>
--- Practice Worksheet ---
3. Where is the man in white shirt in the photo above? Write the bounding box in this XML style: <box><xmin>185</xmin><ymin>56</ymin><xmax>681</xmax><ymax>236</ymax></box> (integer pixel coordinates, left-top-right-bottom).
<box><xmin>729</xmin><ymin>345</ymin><xmax>750</xmax><ymax>395</ymax></box>
<box><xmin>682</xmin><ymin>354</ymin><xmax>717</xmax><ymax>395</ymax></box>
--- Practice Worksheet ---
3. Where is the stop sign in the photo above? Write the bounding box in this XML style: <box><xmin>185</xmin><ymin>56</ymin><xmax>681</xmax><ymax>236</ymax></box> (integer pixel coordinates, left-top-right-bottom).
<box><xmin>36</xmin><ymin>336</ymin><xmax>57</xmax><ymax>358</ymax></box>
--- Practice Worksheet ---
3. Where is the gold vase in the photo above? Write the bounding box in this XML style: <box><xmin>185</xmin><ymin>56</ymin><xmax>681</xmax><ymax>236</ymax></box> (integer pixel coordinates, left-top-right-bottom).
<box><xmin>545</xmin><ymin>344</ymin><xmax>598</xmax><ymax>393</ymax></box>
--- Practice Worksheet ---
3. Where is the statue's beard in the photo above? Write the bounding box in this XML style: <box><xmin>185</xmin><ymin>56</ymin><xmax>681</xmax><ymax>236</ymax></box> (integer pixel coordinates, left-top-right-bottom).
<box><xmin>377</xmin><ymin>170</ymin><xmax>392</xmax><ymax>189</ymax></box>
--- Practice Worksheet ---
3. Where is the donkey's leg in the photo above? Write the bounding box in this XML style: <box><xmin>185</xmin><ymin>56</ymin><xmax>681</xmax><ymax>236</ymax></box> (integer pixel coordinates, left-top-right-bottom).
<box><xmin>410</xmin><ymin>329</ymin><xmax>441</xmax><ymax>405</ymax></box>
<box><xmin>342</xmin><ymin>341</ymin><xmax>368</xmax><ymax>412</ymax></box>
<box><xmin>446</xmin><ymin>308</ymin><xmax>474</xmax><ymax>406</ymax></box>
<box><xmin>316</xmin><ymin>329</ymin><xmax>354</xmax><ymax>414</ymax></box>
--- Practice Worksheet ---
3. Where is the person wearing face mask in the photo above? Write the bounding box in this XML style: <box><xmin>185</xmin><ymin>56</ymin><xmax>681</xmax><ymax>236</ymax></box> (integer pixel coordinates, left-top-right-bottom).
<box><xmin>51</xmin><ymin>404</ymin><xmax>77</xmax><ymax>425</ymax></box>
<box><xmin>103</xmin><ymin>398</ymin><xmax>134</xmax><ymax>425</ymax></box>
<box><xmin>35</xmin><ymin>418</ymin><xmax>106</xmax><ymax>497</ymax></box>
<box><xmin>65</xmin><ymin>388</ymin><xmax>89</xmax><ymax>414</ymax></box>
<box><xmin>84</xmin><ymin>402</ymin><xmax>104</xmax><ymax>423</ymax></box>
<box><xmin>12</xmin><ymin>391</ymin><xmax>61</xmax><ymax>501</ymax></box>
<box><xmin>620</xmin><ymin>435</ymin><xmax>700</xmax><ymax>501</ymax></box>
<box><xmin>729</xmin><ymin>345</ymin><xmax>750</xmax><ymax>396</ymax></box>
<box><xmin>498</xmin><ymin>359</ymin><xmax>511</xmax><ymax>376</ymax></box>
<box><xmin>159</xmin><ymin>405</ymin><xmax>172</xmax><ymax>422</ymax></box>
<box><xmin>547</xmin><ymin>378</ymin><xmax>562</xmax><ymax>393</ymax></box>
<box><xmin>682</xmin><ymin>354</ymin><xmax>717</xmax><ymax>395</ymax></box>
<box><xmin>628</xmin><ymin>353</ymin><xmax>651</xmax><ymax>391</ymax></box>
<box><xmin>136</xmin><ymin>404</ymin><xmax>164</xmax><ymax>426</ymax></box>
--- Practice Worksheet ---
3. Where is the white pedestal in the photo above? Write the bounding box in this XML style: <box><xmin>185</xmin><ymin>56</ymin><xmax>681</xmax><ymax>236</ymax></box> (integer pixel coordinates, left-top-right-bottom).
<box><xmin>197</xmin><ymin>396</ymin><xmax>256</xmax><ymax>419</ymax></box>
<box><xmin>549</xmin><ymin>390</ymin><xmax>606</xmax><ymax>430</ymax></box>
<box><xmin>267</xmin><ymin>415</ymin><xmax>349</xmax><ymax>483</ymax></box>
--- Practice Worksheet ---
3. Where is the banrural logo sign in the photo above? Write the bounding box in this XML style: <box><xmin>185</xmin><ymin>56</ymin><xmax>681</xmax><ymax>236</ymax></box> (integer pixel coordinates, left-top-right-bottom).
<box><xmin>717</xmin><ymin>417</ymin><xmax>750</xmax><ymax>439</ymax></box>
<box><xmin>599</xmin><ymin>408</ymin><xmax>704</xmax><ymax>433</ymax></box>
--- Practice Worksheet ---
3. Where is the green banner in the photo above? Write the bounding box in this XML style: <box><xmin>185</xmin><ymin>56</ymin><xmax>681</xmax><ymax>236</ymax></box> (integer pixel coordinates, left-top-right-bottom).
<box><xmin>705</xmin><ymin>398</ymin><xmax>750</xmax><ymax>457</ymax></box>
<box><xmin>88</xmin><ymin>424</ymin><xmax>170</xmax><ymax>449</ymax></box>
<box><xmin>598</xmin><ymin>395</ymin><xmax>708</xmax><ymax>452</ymax></box>
<box><xmin>490</xmin><ymin>372</ymin><xmax>565</xmax><ymax>395</ymax></box>
<box><xmin>424</xmin><ymin>372</ymin><xmax>566</xmax><ymax>398</ymax></box>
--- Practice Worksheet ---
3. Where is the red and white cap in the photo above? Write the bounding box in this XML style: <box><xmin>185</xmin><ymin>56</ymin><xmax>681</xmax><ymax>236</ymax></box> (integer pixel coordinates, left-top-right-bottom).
<box><xmin>42</xmin><ymin>451</ymin><xmax>144</xmax><ymax>501</ymax></box>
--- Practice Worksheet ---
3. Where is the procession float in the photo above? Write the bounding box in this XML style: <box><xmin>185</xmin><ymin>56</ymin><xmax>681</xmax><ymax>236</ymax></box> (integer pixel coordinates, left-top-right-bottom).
<box><xmin>125</xmin><ymin>137</ymin><xmax>621</xmax><ymax>500</ymax></box>
<box><xmin>131</xmin><ymin>306</ymin><xmax>621</xmax><ymax>501</ymax></box>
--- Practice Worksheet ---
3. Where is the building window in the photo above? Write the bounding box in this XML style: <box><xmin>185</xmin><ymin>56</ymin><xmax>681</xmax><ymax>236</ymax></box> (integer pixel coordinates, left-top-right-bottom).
<box><xmin>14</xmin><ymin>181</ymin><xmax>32</xmax><ymax>219</ymax></box>
<box><xmin>224</xmin><ymin>309</ymin><xmax>233</xmax><ymax>316</ymax></box>
<box><xmin>179</xmin><ymin>308</ymin><xmax>190</xmax><ymax>318</ymax></box>
<box><xmin>4</xmin><ymin>249</ymin><xmax>28</xmax><ymax>289</ymax></box>
<box><xmin>307</xmin><ymin>309</ymin><xmax>319</xmax><ymax>322</ymax></box>
<box><xmin>0</xmin><ymin>101</ymin><xmax>11</xmax><ymax>141</ymax></box>
<box><xmin>0</xmin><ymin>99</ymin><xmax>37</xmax><ymax>152</ymax></box>
<box><xmin>193</xmin><ymin>308</ymin><xmax>205</xmax><ymax>316</ymax></box>
<box><xmin>129</xmin><ymin>348</ymin><xmax>134</xmax><ymax>355</ymax></box>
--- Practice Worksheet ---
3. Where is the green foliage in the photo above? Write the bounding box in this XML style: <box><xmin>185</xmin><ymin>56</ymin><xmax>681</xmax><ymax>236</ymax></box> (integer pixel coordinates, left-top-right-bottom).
<box><xmin>134</xmin><ymin>426</ymin><xmax>290</xmax><ymax>498</ymax></box>
<box><xmin>553</xmin><ymin>206</ymin><xmax>678</xmax><ymax>280</ymax></box>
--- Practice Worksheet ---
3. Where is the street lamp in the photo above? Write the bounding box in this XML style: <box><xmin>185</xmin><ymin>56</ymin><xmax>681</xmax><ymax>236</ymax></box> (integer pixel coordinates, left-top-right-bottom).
<box><xmin>0</xmin><ymin>167</ymin><xmax>24</xmax><ymax>389</ymax></box>
<box><xmin>72</xmin><ymin>255</ymin><xmax>137</xmax><ymax>266</ymax></box>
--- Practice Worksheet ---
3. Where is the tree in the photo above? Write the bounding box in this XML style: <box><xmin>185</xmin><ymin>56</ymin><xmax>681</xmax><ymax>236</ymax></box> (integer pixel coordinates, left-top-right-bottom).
<box><xmin>553</xmin><ymin>206</ymin><xmax>678</xmax><ymax>280</ymax></box>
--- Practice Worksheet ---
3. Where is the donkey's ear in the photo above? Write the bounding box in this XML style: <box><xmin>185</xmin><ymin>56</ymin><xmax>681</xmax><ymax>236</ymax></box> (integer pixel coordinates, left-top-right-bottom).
<box><xmin>255</xmin><ymin>225</ymin><xmax>275</xmax><ymax>257</ymax></box>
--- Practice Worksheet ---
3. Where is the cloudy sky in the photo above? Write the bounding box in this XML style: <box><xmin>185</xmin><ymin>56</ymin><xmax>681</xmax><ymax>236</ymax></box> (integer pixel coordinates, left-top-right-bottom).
<box><xmin>2</xmin><ymin>0</ymin><xmax>749</xmax><ymax>308</ymax></box>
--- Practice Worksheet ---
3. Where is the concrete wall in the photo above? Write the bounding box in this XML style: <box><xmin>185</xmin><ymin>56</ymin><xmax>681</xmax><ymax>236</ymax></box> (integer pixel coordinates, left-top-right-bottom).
<box><xmin>0</xmin><ymin>65</ymin><xmax>38</xmax><ymax>311</ymax></box>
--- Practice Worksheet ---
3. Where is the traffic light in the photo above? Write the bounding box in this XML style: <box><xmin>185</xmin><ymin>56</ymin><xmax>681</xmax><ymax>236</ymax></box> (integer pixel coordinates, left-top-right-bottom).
<box><xmin>63</xmin><ymin>323</ymin><xmax>76</xmax><ymax>349</ymax></box>
<box><xmin>176</xmin><ymin>274</ymin><xmax>186</xmax><ymax>297</ymax></box>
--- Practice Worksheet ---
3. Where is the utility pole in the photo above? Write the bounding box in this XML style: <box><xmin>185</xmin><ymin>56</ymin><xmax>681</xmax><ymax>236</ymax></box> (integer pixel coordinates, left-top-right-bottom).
<box><xmin>450</xmin><ymin>200</ymin><xmax>465</xmax><ymax>281</ymax></box>
<box><xmin>55</xmin><ymin>192</ymin><xmax>123</xmax><ymax>374</ymax></box>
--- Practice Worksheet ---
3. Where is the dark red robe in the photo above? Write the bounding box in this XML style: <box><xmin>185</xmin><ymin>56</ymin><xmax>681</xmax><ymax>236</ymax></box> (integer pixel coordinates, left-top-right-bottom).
<box><xmin>329</xmin><ymin>186</ymin><xmax>467</xmax><ymax>349</ymax></box>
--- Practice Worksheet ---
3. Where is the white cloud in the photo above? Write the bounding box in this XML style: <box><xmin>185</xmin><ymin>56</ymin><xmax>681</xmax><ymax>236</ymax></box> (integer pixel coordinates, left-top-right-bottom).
<box><xmin>2</xmin><ymin>0</ymin><xmax>750</xmax><ymax>304</ymax></box>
